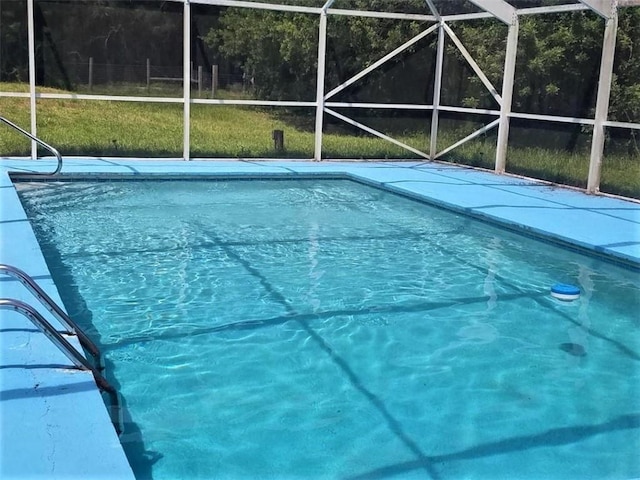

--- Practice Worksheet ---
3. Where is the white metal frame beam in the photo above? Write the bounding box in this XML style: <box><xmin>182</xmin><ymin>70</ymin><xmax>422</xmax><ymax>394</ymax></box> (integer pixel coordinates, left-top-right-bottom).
<box><xmin>429</xmin><ymin>22</ymin><xmax>445</xmax><ymax>159</ymax></box>
<box><xmin>313</xmin><ymin>1</ymin><xmax>332</xmax><ymax>161</ymax></box>
<box><xmin>441</xmin><ymin>105</ymin><xmax>499</xmax><ymax>116</ymax></box>
<box><xmin>604</xmin><ymin>120</ymin><xmax>640</xmax><ymax>130</ymax></box>
<box><xmin>495</xmin><ymin>15</ymin><xmax>519</xmax><ymax>173</ymax></box>
<box><xmin>186</xmin><ymin>0</ymin><xmax>320</xmax><ymax>15</ymax></box>
<box><xmin>183</xmin><ymin>0</ymin><xmax>191</xmax><ymax>160</ymax></box>
<box><xmin>517</xmin><ymin>4</ymin><xmax>590</xmax><ymax>15</ymax></box>
<box><xmin>578</xmin><ymin>0</ymin><xmax>615</xmax><ymax>19</ymax></box>
<box><xmin>27</xmin><ymin>0</ymin><xmax>37</xmax><ymax>159</ymax></box>
<box><xmin>510</xmin><ymin>112</ymin><xmax>594</xmax><ymax>125</ymax></box>
<box><xmin>327</xmin><ymin>9</ymin><xmax>435</xmax><ymax>21</ymax></box>
<box><xmin>442</xmin><ymin>3</ymin><xmax>592</xmax><ymax>21</ymax></box>
<box><xmin>468</xmin><ymin>0</ymin><xmax>517</xmax><ymax>24</ymax></box>
<box><xmin>325</xmin><ymin>102</ymin><xmax>434</xmax><ymax>110</ymax></box>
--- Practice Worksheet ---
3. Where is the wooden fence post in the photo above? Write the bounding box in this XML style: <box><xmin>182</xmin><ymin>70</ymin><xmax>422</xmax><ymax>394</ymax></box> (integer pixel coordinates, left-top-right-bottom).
<box><xmin>211</xmin><ymin>64</ymin><xmax>218</xmax><ymax>98</ymax></box>
<box><xmin>273</xmin><ymin>129</ymin><xmax>284</xmax><ymax>153</ymax></box>
<box><xmin>88</xmin><ymin>57</ymin><xmax>93</xmax><ymax>91</ymax></box>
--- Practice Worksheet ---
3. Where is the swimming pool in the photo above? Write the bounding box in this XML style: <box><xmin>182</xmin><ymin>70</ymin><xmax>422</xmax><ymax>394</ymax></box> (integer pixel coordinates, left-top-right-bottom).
<box><xmin>16</xmin><ymin>177</ymin><xmax>640</xmax><ymax>479</ymax></box>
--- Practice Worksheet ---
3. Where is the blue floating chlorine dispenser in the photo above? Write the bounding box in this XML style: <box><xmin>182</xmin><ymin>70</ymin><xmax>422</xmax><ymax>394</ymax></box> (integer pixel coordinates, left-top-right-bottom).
<box><xmin>551</xmin><ymin>283</ymin><xmax>581</xmax><ymax>301</ymax></box>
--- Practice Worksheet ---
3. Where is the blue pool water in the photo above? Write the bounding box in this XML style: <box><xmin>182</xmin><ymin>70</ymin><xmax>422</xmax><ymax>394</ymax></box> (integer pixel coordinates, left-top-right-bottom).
<box><xmin>17</xmin><ymin>179</ymin><xmax>640</xmax><ymax>479</ymax></box>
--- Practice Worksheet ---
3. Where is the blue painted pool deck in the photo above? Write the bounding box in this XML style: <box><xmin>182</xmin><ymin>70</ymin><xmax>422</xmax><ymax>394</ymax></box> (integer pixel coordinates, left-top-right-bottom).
<box><xmin>1</xmin><ymin>158</ymin><xmax>639</xmax><ymax>478</ymax></box>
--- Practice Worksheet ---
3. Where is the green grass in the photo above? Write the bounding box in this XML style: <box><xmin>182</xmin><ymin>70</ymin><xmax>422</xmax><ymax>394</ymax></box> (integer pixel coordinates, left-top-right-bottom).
<box><xmin>1</xmin><ymin>82</ymin><xmax>638</xmax><ymax>199</ymax></box>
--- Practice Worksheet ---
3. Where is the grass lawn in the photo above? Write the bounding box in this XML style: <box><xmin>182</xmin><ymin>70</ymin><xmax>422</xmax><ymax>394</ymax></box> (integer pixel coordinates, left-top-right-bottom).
<box><xmin>1</xmin><ymin>82</ymin><xmax>638</xmax><ymax>199</ymax></box>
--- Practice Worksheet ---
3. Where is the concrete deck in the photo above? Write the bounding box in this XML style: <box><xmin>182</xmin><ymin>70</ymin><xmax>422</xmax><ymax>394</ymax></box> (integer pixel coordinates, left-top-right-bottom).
<box><xmin>1</xmin><ymin>158</ymin><xmax>639</xmax><ymax>478</ymax></box>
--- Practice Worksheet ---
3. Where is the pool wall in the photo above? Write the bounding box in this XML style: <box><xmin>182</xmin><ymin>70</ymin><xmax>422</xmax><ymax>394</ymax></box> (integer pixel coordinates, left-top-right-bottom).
<box><xmin>1</xmin><ymin>158</ymin><xmax>639</xmax><ymax>478</ymax></box>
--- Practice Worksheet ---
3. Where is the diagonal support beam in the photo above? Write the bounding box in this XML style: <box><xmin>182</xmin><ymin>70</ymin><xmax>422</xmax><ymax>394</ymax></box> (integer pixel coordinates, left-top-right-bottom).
<box><xmin>324</xmin><ymin>23</ymin><xmax>439</xmax><ymax>101</ymax></box>
<box><xmin>578</xmin><ymin>0</ymin><xmax>614</xmax><ymax>19</ymax></box>
<box><xmin>324</xmin><ymin>108</ymin><xmax>430</xmax><ymax>159</ymax></box>
<box><xmin>468</xmin><ymin>0</ymin><xmax>516</xmax><ymax>24</ymax></box>
<box><xmin>322</xmin><ymin>0</ymin><xmax>336</xmax><ymax>10</ymax></box>
<box><xmin>423</xmin><ymin>0</ymin><xmax>442</xmax><ymax>20</ymax></box>
<box><xmin>434</xmin><ymin>119</ymin><xmax>500</xmax><ymax>160</ymax></box>
<box><xmin>442</xmin><ymin>23</ymin><xmax>502</xmax><ymax>106</ymax></box>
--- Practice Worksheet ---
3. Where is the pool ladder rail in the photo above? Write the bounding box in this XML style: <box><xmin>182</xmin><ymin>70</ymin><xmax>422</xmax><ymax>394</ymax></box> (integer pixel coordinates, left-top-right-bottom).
<box><xmin>0</xmin><ymin>115</ymin><xmax>63</xmax><ymax>175</ymax></box>
<box><xmin>0</xmin><ymin>264</ymin><xmax>122</xmax><ymax>435</ymax></box>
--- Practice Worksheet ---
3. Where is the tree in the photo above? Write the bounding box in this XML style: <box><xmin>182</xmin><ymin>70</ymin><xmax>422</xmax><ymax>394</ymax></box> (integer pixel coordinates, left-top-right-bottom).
<box><xmin>204</xmin><ymin>1</ymin><xmax>428</xmax><ymax>101</ymax></box>
<box><xmin>0</xmin><ymin>0</ymin><xmax>29</xmax><ymax>82</ymax></box>
<box><xmin>204</xmin><ymin>9</ymin><xmax>319</xmax><ymax>100</ymax></box>
<box><xmin>610</xmin><ymin>7</ymin><xmax>640</xmax><ymax>125</ymax></box>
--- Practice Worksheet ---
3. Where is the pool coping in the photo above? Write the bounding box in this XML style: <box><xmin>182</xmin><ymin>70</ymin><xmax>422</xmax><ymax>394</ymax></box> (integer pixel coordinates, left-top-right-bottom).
<box><xmin>1</xmin><ymin>158</ymin><xmax>639</xmax><ymax>478</ymax></box>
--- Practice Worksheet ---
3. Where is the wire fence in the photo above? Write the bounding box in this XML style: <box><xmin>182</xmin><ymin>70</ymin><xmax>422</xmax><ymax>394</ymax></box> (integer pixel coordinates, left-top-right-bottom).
<box><xmin>41</xmin><ymin>59</ymin><xmax>246</xmax><ymax>96</ymax></box>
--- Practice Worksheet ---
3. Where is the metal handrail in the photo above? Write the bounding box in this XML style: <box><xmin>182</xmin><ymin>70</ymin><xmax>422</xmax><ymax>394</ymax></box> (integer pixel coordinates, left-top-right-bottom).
<box><xmin>0</xmin><ymin>298</ymin><xmax>122</xmax><ymax>434</ymax></box>
<box><xmin>0</xmin><ymin>115</ymin><xmax>62</xmax><ymax>175</ymax></box>
<box><xmin>0</xmin><ymin>264</ymin><xmax>102</xmax><ymax>369</ymax></box>
<box><xmin>1</xmin><ymin>298</ymin><xmax>96</xmax><ymax>370</ymax></box>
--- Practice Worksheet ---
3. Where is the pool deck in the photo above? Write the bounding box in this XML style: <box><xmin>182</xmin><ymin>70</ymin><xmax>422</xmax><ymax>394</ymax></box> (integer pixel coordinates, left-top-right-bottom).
<box><xmin>1</xmin><ymin>158</ymin><xmax>639</xmax><ymax>478</ymax></box>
